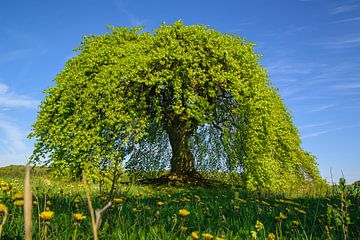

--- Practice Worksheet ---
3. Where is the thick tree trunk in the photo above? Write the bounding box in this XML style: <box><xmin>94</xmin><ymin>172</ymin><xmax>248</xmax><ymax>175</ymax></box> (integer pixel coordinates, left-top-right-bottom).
<box><xmin>165</xmin><ymin>121</ymin><xmax>198</xmax><ymax>179</ymax></box>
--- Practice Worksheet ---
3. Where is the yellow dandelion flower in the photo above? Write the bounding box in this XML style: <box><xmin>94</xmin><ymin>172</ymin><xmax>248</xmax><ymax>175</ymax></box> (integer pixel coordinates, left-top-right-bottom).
<box><xmin>202</xmin><ymin>233</ymin><xmax>213</xmax><ymax>239</ymax></box>
<box><xmin>39</xmin><ymin>211</ymin><xmax>54</xmax><ymax>220</ymax></box>
<box><xmin>251</xmin><ymin>230</ymin><xmax>257</xmax><ymax>239</ymax></box>
<box><xmin>275</xmin><ymin>212</ymin><xmax>287</xmax><ymax>221</ymax></box>
<box><xmin>268</xmin><ymin>232</ymin><xmax>276</xmax><ymax>240</ymax></box>
<box><xmin>279</xmin><ymin>212</ymin><xmax>287</xmax><ymax>220</ymax></box>
<box><xmin>191</xmin><ymin>231</ymin><xmax>200</xmax><ymax>239</ymax></box>
<box><xmin>255</xmin><ymin>220</ymin><xmax>264</xmax><ymax>231</ymax></box>
<box><xmin>114</xmin><ymin>198</ymin><xmax>125</xmax><ymax>204</ymax></box>
<box><xmin>157</xmin><ymin>201</ymin><xmax>165</xmax><ymax>206</ymax></box>
<box><xmin>179</xmin><ymin>209</ymin><xmax>190</xmax><ymax>217</ymax></box>
<box><xmin>73</xmin><ymin>213</ymin><xmax>86</xmax><ymax>221</ymax></box>
<box><xmin>14</xmin><ymin>192</ymin><xmax>23</xmax><ymax>199</ymax></box>
<box><xmin>0</xmin><ymin>203</ymin><xmax>7</xmax><ymax>213</ymax></box>
<box><xmin>216</xmin><ymin>237</ymin><xmax>225</xmax><ymax>240</ymax></box>
<box><xmin>14</xmin><ymin>200</ymin><xmax>24</xmax><ymax>207</ymax></box>
<box><xmin>292</xmin><ymin>220</ymin><xmax>300</xmax><ymax>226</ymax></box>
<box><xmin>180</xmin><ymin>226</ymin><xmax>188</xmax><ymax>232</ymax></box>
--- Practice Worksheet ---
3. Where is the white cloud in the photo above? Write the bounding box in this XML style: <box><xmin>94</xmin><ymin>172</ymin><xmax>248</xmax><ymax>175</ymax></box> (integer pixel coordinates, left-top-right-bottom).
<box><xmin>331</xmin><ymin>83</ymin><xmax>360</xmax><ymax>90</ymax></box>
<box><xmin>0</xmin><ymin>119</ymin><xmax>27</xmax><ymax>154</ymax></box>
<box><xmin>301</xmin><ymin>130</ymin><xmax>329</xmax><ymax>139</ymax></box>
<box><xmin>331</xmin><ymin>17</ymin><xmax>360</xmax><ymax>24</ymax></box>
<box><xmin>0</xmin><ymin>48</ymin><xmax>33</xmax><ymax>63</ymax></box>
<box><xmin>332</xmin><ymin>4</ymin><xmax>359</xmax><ymax>14</ymax></box>
<box><xmin>310</xmin><ymin>104</ymin><xmax>337</xmax><ymax>112</ymax></box>
<box><xmin>0</xmin><ymin>82</ymin><xmax>39</xmax><ymax>109</ymax></box>
<box><xmin>324</xmin><ymin>37</ymin><xmax>360</xmax><ymax>48</ymax></box>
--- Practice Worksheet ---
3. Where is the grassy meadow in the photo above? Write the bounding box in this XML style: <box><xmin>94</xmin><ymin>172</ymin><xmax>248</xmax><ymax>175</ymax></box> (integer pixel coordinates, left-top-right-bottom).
<box><xmin>0</xmin><ymin>166</ymin><xmax>359</xmax><ymax>239</ymax></box>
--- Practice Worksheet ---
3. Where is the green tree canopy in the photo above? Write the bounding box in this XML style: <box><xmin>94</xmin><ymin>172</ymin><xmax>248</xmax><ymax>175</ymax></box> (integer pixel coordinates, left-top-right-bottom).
<box><xmin>30</xmin><ymin>20</ymin><xmax>324</xmax><ymax>191</ymax></box>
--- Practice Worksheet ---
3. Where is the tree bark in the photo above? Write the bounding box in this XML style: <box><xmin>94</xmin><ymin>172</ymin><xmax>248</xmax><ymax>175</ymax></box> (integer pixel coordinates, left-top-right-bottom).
<box><xmin>165</xmin><ymin>120</ymin><xmax>197</xmax><ymax>178</ymax></box>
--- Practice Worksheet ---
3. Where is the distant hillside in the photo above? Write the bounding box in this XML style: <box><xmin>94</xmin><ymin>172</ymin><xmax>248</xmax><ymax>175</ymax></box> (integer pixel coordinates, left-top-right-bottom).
<box><xmin>0</xmin><ymin>165</ymin><xmax>48</xmax><ymax>178</ymax></box>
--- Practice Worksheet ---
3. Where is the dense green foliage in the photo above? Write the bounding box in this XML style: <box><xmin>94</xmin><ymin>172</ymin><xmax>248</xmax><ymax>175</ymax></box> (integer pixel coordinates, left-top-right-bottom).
<box><xmin>30</xmin><ymin>20</ymin><xmax>324</xmax><ymax>191</ymax></box>
<box><xmin>0</xmin><ymin>176</ymin><xmax>359</xmax><ymax>239</ymax></box>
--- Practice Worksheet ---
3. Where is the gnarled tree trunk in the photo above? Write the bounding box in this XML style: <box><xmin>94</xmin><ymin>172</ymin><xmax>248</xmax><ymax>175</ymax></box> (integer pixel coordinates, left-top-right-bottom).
<box><xmin>165</xmin><ymin>119</ymin><xmax>200</xmax><ymax>180</ymax></box>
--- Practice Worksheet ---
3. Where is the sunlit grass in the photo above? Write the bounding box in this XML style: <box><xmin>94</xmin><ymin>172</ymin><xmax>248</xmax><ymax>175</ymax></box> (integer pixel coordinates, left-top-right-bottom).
<box><xmin>0</xmin><ymin>174</ymin><xmax>359</xmax><ymax>239</ymax></box>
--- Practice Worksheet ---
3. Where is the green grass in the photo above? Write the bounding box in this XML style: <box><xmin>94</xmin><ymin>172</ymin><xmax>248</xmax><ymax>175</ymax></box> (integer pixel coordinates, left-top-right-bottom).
<box><xmin>0</xmin><ymin>171</ymin><xmax>359</xmax><ymax>239</ymax></box>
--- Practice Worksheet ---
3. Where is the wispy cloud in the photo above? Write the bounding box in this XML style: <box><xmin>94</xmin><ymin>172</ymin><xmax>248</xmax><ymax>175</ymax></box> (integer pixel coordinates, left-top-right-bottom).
<box><xmin>332</xmin><ymin>4</ymin><xmax>359</xmax><ymax>14</ymax></box>
<box><xmin>0</xmin><ymin>82</ymin><xmax>39</xmax><ymax>109</ymax></box>
<box><xmin>331</xmin><ymin>17</ymin><xmax>360</xmax><ymax>24</ymax></box>
<box><xmin>302</xmin><ymin>130</ymin><xmax>330</xmax><ymax>139</ymax></box>
<box><xmin>310</xmin><ymin>104</ymin><xmax>337</xmax><ymax>112</ymax></box>
<box><xmin>112</xmin><ymin>0</ymin><xmax>147</xmax><ymax>26</ymax></box>
<box><xmin>299</xmin><ymin>122</ymin><xmax>330</xmax><ymax>130</ymax></box>
<box><xmin>331</xmin><ymin>83</ymin><xmax>360</xmax><ymax>90</ymax></box>
<box><xmin>301</xmin><ymin>124</ymin><xmax>360</xmax><ymax>139</ymax></box>
<box><xmin>0</xmin><ymin>119</ymin><xmax>27</xmax><ymax>154</ymax></box>
<box><xmin>324</xmin><ymin>36</ymin><xmax>360</xmax><ymax>48</ymax></box>
<box><xmin>0</xmin><ymin>48</ymin><xmax>33</xmax><ymax>63</ymax></box>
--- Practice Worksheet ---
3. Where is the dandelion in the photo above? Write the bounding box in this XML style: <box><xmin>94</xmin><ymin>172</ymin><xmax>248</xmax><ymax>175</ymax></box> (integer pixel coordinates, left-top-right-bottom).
<box><xmin>292</xmin><ymin>220</ymin><xmax>300</xmax><ymax>226</ymax></box>
<box><xmin>157</xmin><ymin>201</ymin><xmax>165</xmax><ymax>206</ymax></box>
<box><xmin>191</xmin><ymin>231</ymin><xmax>200</xmax><ymax>239</ymax></box>
<box><xmin>39</xmin><ymin>211</ymin><xmax>55</xmax><ymax>221</ymax></box>
<box><xmin>275</xmin><ymin>212</ymin><xmax>287</xmax><ymax>221</ymax></box>
<box><xmin>179</xmin><ymin>209</ymin><xmax>190</xmax><ymax>217</ymax></box>
<box><xmin>180</xmin><ymin>226</ymin><xmax>188</xmax><ymax>232</ymax></box>
<box><xmin>255</xmin><ymin>220</ymin><xmax>264</xmax><ymax>231</ymax></box>
<box><xmin>202</xmin><ymin>233</ymin><xmax>214</xmax><ymax>239</ymax></box>
<box><xmin>0</xmin><ymin>203</ymin><xmax>7</xmax><ymax>213</ymax></box>
<box><xmin>14</xmin><ymin>200</ymin><xmax>24</xmax><ymax>207</ymax></box>
<box><xmin>268</xmin><ymin>232</ymin><xmax>276</xmax><ymax>240</ymax></box>
<box><xmin>216</xmin><ymin>237</ymin><xmax>224</xmax><ymax>240</ymax></box>
<box><xmin>114</xmin><ymin>198</ymin><xmax>125</xmax><ymax>204</ymax></box>
<box><xmin>251</xmin><ymin>230</ymin><xmax>257</xmax><ymax>239</ymax></box>
<box><xmin>14</xmin><ymin>192</ymin><xmax>23</xmax><ymax>199</ymax></box>
<box><xmin>73</xmin><ymin>213</ymin><xmax>86</xmax><ymax>221</ymax></box>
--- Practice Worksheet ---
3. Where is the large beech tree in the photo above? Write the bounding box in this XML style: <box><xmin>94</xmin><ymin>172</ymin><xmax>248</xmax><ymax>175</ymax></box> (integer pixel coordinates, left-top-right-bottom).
<box><xmin>30</xmin><ymin>21</ymin><xmax>324</xmax><ymax>190</ymax></box>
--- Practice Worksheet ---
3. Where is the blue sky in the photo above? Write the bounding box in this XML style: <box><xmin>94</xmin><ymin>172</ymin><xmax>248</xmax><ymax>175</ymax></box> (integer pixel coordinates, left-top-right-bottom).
<box><xmin>0</xmin><ymin>0</ymin><xmax>359</xmax><ymax>184</ymax></box>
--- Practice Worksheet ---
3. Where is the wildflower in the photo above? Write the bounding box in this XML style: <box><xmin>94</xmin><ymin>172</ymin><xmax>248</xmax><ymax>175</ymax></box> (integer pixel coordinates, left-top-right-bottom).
<box><xmin>14</xmin><ymin>200</ymin><xmax>24</xmax><ymax>207</ymax></box>
<box><xmin>275</xmin><ymin>212</ymin><xmax>287</xmax><ymax>221</ymax></box>
<box><xmin>255</xmin><ymin>220</ymin><xmax>264</xmax><ymax>231</ymax></box>
<box><xmin>292</xmin><ymin>220</ymin><xmax>300</xmax><ymax>226</ymax></box>
<box><xmin>73</xmin><ymin>213</ymin><xmax>86</xmax><ymax>221</ymax></box>
<box><xmin>180</xmin><ymin>226</ymin><xmax>188</xmax><ymax>232</ymax></box>
<box><xmin>268</xmin><ymin>232</ymin><xmax>276</xmax><ymax>240</ymax></box>
<box><xmin>114</xmin><ymin>198</ymin><xmax>125</xmax><ymax>204</ymax></box>
<box><xmin>157</xmin><ymin>201</ymin><xmax>165</xmax><ymax>206</ymax></box>
<box><xmin>191</xmin><ymin>231</ymin><xmax>200</xmax><ymax>239</ymax></box>
<box><xmin>179</xmin><ymin>209</ymin><xmax>190</xmax><ymax>217</ymax></box>
<box><xmin>0</xmin><ymin>203</ymin><xmax>7</xmax><ymax>213</ymax></box>
<box><xmin>216</xmin><ymin>237</ymin><xmax>224</xmax><ymax>240</ymax></box>
<box><xmin>251</xmin><ymin>230</ymin><xmax>257</xmax><ymax>239</ymax></box>
<box><xmin>14</xmin><ymin>192</ymin><xmax>23</xmax><ymax>199</ymax></box>
<box><xmin>39</xmin><ymin>211</ymin><xmax>54</xmax><ymax>221</ymax></box>
<box><xmin>202</xmin><ymin>233</ymin><xmax>213</xmax><ymax>239</ymax></box>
